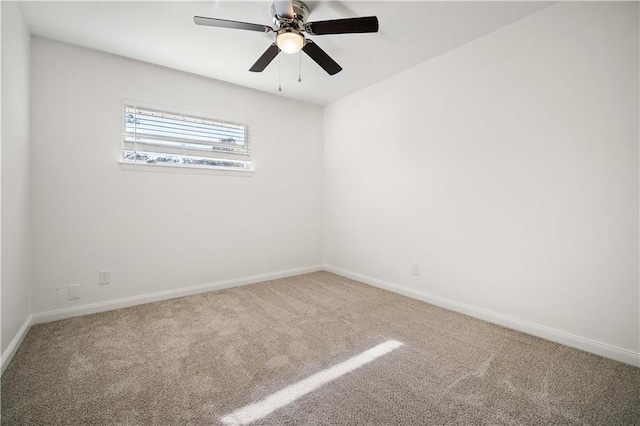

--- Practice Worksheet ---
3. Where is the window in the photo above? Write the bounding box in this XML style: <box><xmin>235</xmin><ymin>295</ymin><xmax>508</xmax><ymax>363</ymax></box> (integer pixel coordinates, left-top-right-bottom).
<box><xmin>122</xmin><ymin>103</ymin><xmax>252</xmax><ymax>171</ymax></box>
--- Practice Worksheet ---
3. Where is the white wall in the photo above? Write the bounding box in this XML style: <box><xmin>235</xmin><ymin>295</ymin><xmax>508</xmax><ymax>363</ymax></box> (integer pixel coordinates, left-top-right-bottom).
<box><xmin>1</xmin><ymin>1</ymin><xmax>32</xmax><ymax>354</ymax></box>
<box><xmin>324</xmin><ymin>2</ymin><xmax>639</xmax><ymax>355</ymax></box>
<box><xmin>30</xmin><ymin>38</ymin><xmax>323</xmax><ymax>314</ymax></box>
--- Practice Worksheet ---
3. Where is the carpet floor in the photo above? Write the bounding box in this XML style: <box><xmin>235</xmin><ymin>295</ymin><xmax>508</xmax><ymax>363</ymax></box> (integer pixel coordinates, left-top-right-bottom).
<box><xmin>1</xmin><ymin>272</ymin><xmax>639</xmax><ymax>425</ymax></box>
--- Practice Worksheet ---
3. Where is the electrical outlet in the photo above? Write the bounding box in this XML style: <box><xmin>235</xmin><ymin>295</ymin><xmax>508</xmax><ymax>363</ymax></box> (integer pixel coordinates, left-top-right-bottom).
<box><xmin>68</xmin><ymin>284</ymin><xmax>81</xmax><ymax>300</ymax></box>
<box><xmin>99</xmin><ymin>270</ymin><xmax>111</xmax><ymax>285</ymax></box>
<box><xmin>411</xmin><ymin>263</ymin><xmax>420</xmax><ymax>276</ymax></box>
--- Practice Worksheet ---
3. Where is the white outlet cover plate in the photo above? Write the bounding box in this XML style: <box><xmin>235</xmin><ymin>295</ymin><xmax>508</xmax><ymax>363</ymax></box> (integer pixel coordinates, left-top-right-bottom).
<box><xmin>68</xmin><ymin>284</ymin><xmax>81</xmax><ymax>300</ymax></box>
<box><xmin>411</xmin><ymin>263</ymin><xmax>420</xmax><ymax>276</ymax></box>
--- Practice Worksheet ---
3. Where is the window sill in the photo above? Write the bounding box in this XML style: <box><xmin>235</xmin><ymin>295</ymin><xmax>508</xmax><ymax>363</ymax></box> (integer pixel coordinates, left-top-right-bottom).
<box><xmin>119</xmin><ymin>161</ymin><xmax>254</xmax><ymax>176</ymax></box>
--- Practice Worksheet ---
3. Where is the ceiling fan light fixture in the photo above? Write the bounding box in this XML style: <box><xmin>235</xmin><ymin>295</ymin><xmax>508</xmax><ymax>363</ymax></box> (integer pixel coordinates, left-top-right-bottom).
<box><xmin>276</xmin><ymin>30</ymin><xmax>305</xmax><ymax>54</ymax></box>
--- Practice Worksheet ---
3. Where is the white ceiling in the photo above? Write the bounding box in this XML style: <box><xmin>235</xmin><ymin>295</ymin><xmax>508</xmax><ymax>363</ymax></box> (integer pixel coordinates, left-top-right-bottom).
<box><xmin>18</xmin><ymin>1</ymin><xmax>553</xmax><ymax>105</ymax></box>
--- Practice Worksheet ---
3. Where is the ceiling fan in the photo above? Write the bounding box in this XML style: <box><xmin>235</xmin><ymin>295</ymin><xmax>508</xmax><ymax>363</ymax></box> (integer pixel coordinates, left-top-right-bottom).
<box><xmin>194</xmin><ymin>0</ymin><xmax>379</xmax><ymax>76</ymax></box>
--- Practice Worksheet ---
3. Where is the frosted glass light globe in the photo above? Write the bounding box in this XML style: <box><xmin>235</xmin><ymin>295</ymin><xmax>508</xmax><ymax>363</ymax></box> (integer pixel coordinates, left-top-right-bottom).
<box><xmin>277</xmin><ymin>31</ymin><xmax>304</xmax><ymax>54</ymax></box>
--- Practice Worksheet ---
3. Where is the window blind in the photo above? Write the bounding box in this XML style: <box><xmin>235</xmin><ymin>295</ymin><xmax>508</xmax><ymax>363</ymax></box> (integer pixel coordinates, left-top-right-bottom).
<box><xmin>122</xmin><ymin>105</ymin><xmax>252</xmax><ymax>169</ymax></box>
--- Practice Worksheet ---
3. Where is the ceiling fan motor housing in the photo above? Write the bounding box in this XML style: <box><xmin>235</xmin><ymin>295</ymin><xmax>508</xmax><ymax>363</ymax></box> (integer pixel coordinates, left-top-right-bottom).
<box><xmin>270</xmin><ymin>0</ymin><xmax>309</xmax><ymax>30</ymax></box>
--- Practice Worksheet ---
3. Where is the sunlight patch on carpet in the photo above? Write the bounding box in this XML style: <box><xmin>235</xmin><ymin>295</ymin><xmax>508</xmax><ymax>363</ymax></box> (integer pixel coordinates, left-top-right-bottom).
<box><xmin>220</xmin><ymin>339</ymin><xmax>404</xmax><ymax>425</ymax></box>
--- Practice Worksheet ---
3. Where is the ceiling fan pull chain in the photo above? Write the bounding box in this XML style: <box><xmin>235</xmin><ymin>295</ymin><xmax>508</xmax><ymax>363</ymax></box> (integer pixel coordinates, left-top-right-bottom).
<box><xmin>278</xmin><ymin>59</ymin><xmax>282</xmax><ymax>92</ymax></box>
<box><xmin>298</xmin><ymin>52</ymin><xmax>302</xmax><ymax>83</ymax></box>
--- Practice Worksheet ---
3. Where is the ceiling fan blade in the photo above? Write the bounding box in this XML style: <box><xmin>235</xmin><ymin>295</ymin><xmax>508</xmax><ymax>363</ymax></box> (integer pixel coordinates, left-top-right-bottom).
<box><xmin>249</xmin><ymin>44</ymin><xmax>280</xmax><ymax>72</ymax></box>
<box><xmin>302</xmin><ymin>40</ymin><xmax>342</xmax><ymax>76</ymax></box>
<box><xmin>194</xmin><ymin>16</ymin><xmax>273</xmax><ymax>33</ymax></box>
<box><xmin>273</xmin><ymin>1</ymin><xmax>294</xmax><ymax>19</ymax></box>
<box><xmin>306</xmin><ymin>16</ymin><xmax>379</xmax><ymax>35</ymax></box>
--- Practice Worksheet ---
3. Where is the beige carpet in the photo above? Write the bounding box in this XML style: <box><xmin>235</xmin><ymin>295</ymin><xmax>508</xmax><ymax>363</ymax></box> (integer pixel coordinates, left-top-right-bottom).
<box><xmin>1</xmin><ymin>272</ymin><xmax>639</xmax><ymax>425</ymax></box>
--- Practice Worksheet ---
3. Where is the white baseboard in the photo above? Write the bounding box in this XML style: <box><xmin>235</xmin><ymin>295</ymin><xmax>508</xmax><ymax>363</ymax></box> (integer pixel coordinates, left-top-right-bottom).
<box><xmin>32</xmin><ymin>265</ymin><xmax>324</xmax><ymax>325</ymax></box>
<box><xmin>15</xmin><ymin>264</ymin><xmax>640</xmax><ymax>370</ymax></box>
<box><xmin>324</xmin><ymin>264</ymin><xmax>640</xmax><ymax>367</ymax></box>
<box><xmin>1</xmin><ymin>315</ymin><xmax>33</xmax><ymax>375</ymax></box>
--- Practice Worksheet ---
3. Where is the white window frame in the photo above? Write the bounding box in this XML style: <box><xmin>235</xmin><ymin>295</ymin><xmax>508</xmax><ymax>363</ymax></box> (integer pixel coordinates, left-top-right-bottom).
<box><xmin>120</xmin><ymin>99</ymin><xmax>253</xmax><ymax>173</ymax></box>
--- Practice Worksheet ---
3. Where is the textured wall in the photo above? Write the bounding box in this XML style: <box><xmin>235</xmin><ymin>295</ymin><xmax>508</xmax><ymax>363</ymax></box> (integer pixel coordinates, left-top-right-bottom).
<box><xmin>324</xmin><ymin>2</ymin><xmax>639</xmax><ymax>353</ymax></box>
<box><xmin>30</xmin><ymin>38</ymin><xmax>323</xmax><ymax>314</ymax></box>
<box><xmin>1</xmin><ymin>1</ymin><xmax>32</xmax><ymax>355</ymax></box>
